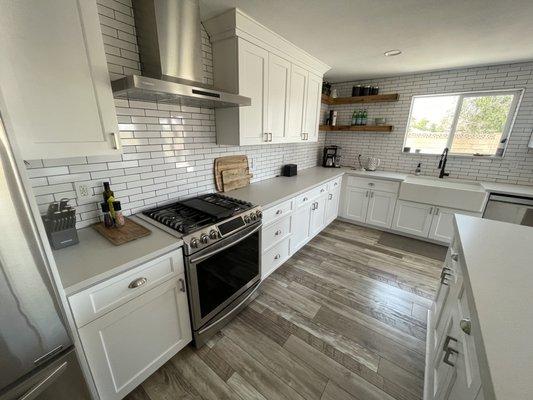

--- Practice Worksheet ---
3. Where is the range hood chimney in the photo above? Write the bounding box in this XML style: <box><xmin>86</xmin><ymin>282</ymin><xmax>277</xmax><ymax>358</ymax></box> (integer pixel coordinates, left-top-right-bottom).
<box><xmin>111</xmin><ymin>0</ymin><xmax>250</xmax><ymax>108</ymax></box>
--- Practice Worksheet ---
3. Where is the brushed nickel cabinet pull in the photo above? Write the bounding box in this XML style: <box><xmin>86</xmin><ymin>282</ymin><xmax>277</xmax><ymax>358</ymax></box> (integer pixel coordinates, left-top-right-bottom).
<box><xmin>179</xmin><ymin>278</ymin><xmax>186</xmax><ymax>292</ymax></box>
<box><xmin>451</xmin><ymin>253</ymin><xmax>459</xmax><ymax>261</ymax></box>
<box><xmin>276</xmin><ymin>209</ymin><xmax>282</xmax><ymax>215</ymax></box>
<box><xmin>110</xmin><ymin>132</ymin><xmax>121</xmax><ymax>150</ymax></box>
<box><xmin>443</xmin><ymin>347</ymin><xmax>458</xmax><ymax>367</ymax></box>
<box><xmin>460</xmin><ymin>318</ymin><xmax>471</xmax><ymax>335</ymax></box>
<box><xmin>328</xmin><ymin>194</ymin><xmax>333</xmax><ymax>200</ymax></box>
<box><xmin>274</xmin><ymin>254</ymin><xmax>281</xmax><ymax>260</ymax></box>
<box><xmin>128</xmin><ymin>277</ymin><xmax>147</xmax><ymax>289</ymax></box>
<box><xmin>275</xmin><ymin>230</ymin><xmax>282</xmax><ymax>236</ymax></box>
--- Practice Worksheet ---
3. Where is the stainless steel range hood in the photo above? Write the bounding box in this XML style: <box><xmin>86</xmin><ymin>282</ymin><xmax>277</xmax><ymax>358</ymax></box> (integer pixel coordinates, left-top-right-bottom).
<box><xmin>111</xmin><ymin>0</ymin><xmax>250</xmax><ymax>108</ymax></box>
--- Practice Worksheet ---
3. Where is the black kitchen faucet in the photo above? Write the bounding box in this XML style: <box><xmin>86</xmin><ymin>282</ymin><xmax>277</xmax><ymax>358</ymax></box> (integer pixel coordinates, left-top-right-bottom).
<box><xmin>438</xmin><ymin>147</ymin><xmax>450</xmax><ymax>178</ymax></box>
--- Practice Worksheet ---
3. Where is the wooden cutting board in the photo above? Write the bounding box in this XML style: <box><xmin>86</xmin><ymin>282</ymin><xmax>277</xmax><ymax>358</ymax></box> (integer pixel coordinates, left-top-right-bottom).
<box><xmin>214</xmin><ymin>155</ymin><xmax>252</xmax><ymax>192</ymax></box>
<box><xmin>222</xmin><ymin>168</ymin><xmax>253</xmax><ymax>192</ymax></box>
<box><xmin>93</xmin><ymin>217</ymin><xmax>151</xmax><ymax>246</ymax></box>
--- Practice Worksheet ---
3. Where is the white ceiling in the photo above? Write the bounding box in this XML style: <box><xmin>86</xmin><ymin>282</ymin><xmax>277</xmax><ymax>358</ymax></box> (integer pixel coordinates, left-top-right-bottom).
<box><xmin>199</xmin><ymin>0</ymin><xmax>533</xmax><ymax>82</ymax></box>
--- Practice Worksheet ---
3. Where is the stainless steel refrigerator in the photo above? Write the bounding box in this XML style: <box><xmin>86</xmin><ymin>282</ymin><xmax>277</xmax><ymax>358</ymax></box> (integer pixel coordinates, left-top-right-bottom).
<box><xmin>0</xmin><ymin>118</ymin><xmax>91</xmax><ymax>399</ymax></box>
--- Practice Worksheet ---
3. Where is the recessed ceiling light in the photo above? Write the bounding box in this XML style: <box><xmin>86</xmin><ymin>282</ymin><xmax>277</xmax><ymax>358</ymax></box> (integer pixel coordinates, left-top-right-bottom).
<box><xmin>384</xmin><ymin>49</ymin><xmax>402</xmax><ymax>57</ymax></box>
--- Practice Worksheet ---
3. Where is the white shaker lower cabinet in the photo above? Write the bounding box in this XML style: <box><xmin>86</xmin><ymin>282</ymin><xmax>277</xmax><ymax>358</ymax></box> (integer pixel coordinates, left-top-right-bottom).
<box><xmin>426</xmin><ymin>240</ymin><xmax>481</xmax><ymax>400</ymax></box>
<box><xmin>343</xmin><ymin>187</ymin><xmax>370</xmax><ymax>223</ymax></box>
<box><xmin>260</xmin><ymin>176</ymin><xmax>341</xmax><ymax>279</ymax></box>
<box><xmin>340</xmin><ymin>177</ymin><xmax>399</xmax><ymax>229</ymax></box>
<box><xmin>392</xmin><ymin>200</ymin><xmax>482</xmax><ymax>244</ymax></box>
<box><xmin>0</xmin><ymin>0</ymin><xmax>120</xmax><ymax>159</ymax></box>
<box><xmin>70</xmin><ymin>250</ymin><xmax>191</xmax><ymax>400</ymax></box>
<box><xmin>392</xmin><ymin>200</ymin><xmax>434</xmax><ymax>237</ymax></box>
<box><xmin>366</xmin><ymin>190</ymin><xmax>397</xmax><ymax>229</ymax></box>
<box><xmin>290</xmin><ymin>204</ymin><xmax>312</xmax><ymax>254</ymax></box>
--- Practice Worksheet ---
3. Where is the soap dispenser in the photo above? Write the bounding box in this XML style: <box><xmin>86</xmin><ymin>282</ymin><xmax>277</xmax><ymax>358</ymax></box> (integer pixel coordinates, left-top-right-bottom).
<box><xmin>415</xmin><ymin>163</ymin><xmax>421</xmax><ymax>175</ymax></box>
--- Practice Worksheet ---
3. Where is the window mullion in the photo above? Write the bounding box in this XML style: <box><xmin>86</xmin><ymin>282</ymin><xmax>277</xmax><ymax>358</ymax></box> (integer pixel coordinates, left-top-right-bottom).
<box><xmin>446</xmin><ymin>95</ymin><xmax>464</xmax><ymax>151</ymax></box>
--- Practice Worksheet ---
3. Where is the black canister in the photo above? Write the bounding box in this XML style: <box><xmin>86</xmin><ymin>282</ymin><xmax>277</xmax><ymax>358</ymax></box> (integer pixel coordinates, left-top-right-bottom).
<box><xmin>352</xmin><ymin>85</ymin><xmax>362</xmax><ymax>97</ymax></box>
<box><xmin>371</xmin><ymin>86</ymin><xmax>379</xmax><ymax>95</ymax></box>
<box><xmin>362</xmin><ymin>85</ymin><xmax>372</xmax><ymax>96</ymax></box>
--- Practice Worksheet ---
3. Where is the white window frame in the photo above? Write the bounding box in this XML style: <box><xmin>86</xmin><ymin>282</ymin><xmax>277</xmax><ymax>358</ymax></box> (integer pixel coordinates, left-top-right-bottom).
<box><xmin>402</xmin><ymin>89</ymin><xmax>524</xmax><ymax>157</ymax></box>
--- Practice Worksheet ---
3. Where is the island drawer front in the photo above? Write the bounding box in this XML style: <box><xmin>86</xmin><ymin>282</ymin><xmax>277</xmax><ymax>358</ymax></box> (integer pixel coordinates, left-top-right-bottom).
<box><xmin>263</xmin><ymin>199</ymin><xmax>292</xmax><ymax>226</ymax></box>
<box><xmin>262</xmin><ymin>214</ymin><xmax>291</xmax><ymax>251</ymax></box>
<box><xmin>69</xmin><ymin>249</ymin><xmax>184</xmax><ymax>328</ymax></box>
<box><xmin>346</xmin><ymin>176</ymin><xmax>400</xmax><ymax>193</ymax></box>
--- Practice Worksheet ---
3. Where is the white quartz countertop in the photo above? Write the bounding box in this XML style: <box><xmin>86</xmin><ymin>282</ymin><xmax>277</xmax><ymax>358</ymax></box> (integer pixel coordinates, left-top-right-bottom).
<box><xmin>227</xmin><ymin>166</ymin><xmax>533</xmax><ymax>211</ymax></box>
<box><xmin>228</xmin><ymin>167</ymin><xmax>345</xmax><ymax>209</ymax></box>
<box><xmin>454</xmin><ymin>215</ymin><xmax>533</xmax><ymax>400</ymax></box>
<box><xmin>53</xmin><ymin>216</ymin><xmax>182</xmax><ymax>295</ymax></box>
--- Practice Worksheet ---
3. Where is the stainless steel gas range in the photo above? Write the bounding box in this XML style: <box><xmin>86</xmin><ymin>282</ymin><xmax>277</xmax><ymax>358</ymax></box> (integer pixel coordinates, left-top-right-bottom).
<box><xmin>138</xmin><ymin>193</ymin><xmax>262</xmax><ymax>347</ymax></box>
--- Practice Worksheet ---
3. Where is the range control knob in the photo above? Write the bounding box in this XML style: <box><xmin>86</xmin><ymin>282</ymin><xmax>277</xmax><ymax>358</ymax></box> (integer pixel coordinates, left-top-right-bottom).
<box><xmin>256</xmin><ymin>210</ymin><xmax>262</xmax><ymax>219</ymax></box>
<box><xmin>250</xmin><ymin>213</ymin><xmax>257</xmax><ymax>221</ymax></box>
<box><xmin>244</xmin><ymin>215</ymin><xmax>251</xmax><ymax>223</ymax></box>
<box><xmin>200</xmin><ymin>234</ymin><xmax>209</xmax><ymax>244</ymax></box>
<box><xmin>209</xmin><ymin>230</ymin><xmax>218</xmax><ymax>239</ymax></box>
<box><xmin>190</xmin><ymin>238</ymin><xmax>199</xmax><ymax>248</ymax></box>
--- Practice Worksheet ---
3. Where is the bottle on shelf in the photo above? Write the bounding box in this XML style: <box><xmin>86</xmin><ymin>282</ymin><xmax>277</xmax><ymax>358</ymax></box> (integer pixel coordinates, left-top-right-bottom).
<box><xmin>355</xmin><ymin>109</ymin><xmax>363</xmax><ymax>125</ymax></box>
<box><xmin>351</xmin><ymin>110</ymin><xmax>357</xmax><ymax>126</ymax></box>
<box><xmin>362</xmin><ymin>109</ymin><xmax>368</xmax><ymax>125</ymax></box>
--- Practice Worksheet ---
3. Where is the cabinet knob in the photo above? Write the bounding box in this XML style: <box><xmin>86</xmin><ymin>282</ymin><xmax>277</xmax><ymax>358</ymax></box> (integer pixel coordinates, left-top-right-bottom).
<box><xmin>460</xmin><ymin>318</ymin><xmax>471</xmax><ymax>335</ymax></box>
<box><xmin>128</xmin><ymin>277</ymin><xmax>147</xmax><ymax>289</ymax></box>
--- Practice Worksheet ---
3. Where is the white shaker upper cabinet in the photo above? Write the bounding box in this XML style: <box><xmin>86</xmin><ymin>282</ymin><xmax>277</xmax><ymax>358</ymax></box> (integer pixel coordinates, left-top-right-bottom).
<box><xmin>267</xmin><ymin>54</ymin><xmax>291</xmax><ymax>143</ymax></box>
<box><xmin>304</xmin><ymin>73</ymin><xmax>322</xmax><ymax>142</ymax></box>
<box><xmin>286</xmin><ymin>64</ymin><xmax>308</xmax><ymax>142</ymax></box>
<box><xmin>0</xmin><ymin>0</ymin><xmax>121</xmax><ymax>160</ymax></box>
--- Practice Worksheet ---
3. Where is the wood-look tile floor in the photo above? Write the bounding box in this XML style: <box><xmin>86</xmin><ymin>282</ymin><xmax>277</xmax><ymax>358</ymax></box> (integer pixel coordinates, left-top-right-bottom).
<box><xmin>125</xmin><ymin>220</ymin><xmax>445</xmax><ymax>400</ymax></box>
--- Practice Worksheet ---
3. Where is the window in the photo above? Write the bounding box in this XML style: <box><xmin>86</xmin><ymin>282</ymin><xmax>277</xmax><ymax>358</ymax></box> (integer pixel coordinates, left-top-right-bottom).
<box><xmin>403</xmin><ymin>90</ymin><xmax>522</xmax><ymax>156</ymax></box>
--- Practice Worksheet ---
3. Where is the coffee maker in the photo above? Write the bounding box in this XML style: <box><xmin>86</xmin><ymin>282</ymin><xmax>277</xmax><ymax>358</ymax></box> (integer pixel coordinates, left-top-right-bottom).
<box><xmin>322</xmin><ymin>146</ymin><xmax>342</xmax><ymax>168</ymax></box>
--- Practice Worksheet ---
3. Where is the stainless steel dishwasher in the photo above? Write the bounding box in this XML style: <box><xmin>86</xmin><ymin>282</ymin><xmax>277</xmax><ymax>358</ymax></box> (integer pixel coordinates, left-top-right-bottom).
<box><xmin>483</xmin><ymin>193</ymin><xmax>533</xmax><ymax>226</ymax></box>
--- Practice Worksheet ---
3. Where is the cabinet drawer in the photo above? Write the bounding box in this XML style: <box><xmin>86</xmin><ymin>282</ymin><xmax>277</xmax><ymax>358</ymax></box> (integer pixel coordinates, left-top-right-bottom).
<box><xmin>262</xmin><ymin>237</ymin><xmax>290</xmax><ymax>279</ymax></box>
<box><xmin>262</xmin><ymin>215</ymin><xmax>291</xmax><ymax>251</ymax></box>
<box><xmin>263</xmin><ymin>199</ymin><xmax>292</xmax><ymax>226</ymax></box>
<box><xmin>69</xmin><ymin>249</ymin><xmax>184</xmax><ymax>328</ymax></box>
<box><xmin>294</xmin><ymin>183</ymin><xmax>329</xmax><ymax>208</ymax></box>
<box><xmin>346</xmin><ymin>176</ymin><xmax>400</xmax><ymax>193</ymax></box>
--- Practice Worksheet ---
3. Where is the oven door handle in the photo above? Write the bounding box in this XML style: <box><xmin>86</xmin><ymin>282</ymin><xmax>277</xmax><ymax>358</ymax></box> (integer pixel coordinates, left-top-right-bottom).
<box><xmin>189</xmin><ymin>223</ymin><xmax>262</xmax><ymax>264</ymax></box>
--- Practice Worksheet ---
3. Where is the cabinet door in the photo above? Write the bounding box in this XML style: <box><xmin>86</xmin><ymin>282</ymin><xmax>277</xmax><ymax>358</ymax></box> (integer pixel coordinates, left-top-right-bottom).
<box><xmin>286</xmin><ymin>64</ymin><xmax>308</xmax><ymax>142</ymax></box>
<box><xmin>392</xmin><ymin>200</ymin><xmax>433</xmax><ymax>238</ymax></box>
<box><xmin>429</xmin><ymin>207</ymin><xmax>480</xmax><ymax>244</ymax></box>
<box><xmin>290</xmin><ymin>204</ymin><xmax>312</xmax><ymax>254</ymax></box>
<box><xmin>304</xmin><ymin>73</ymin><xmax>322</xmax><ymax>142</ymax></box>
<box><xmin>310</xmin><ymin>194</ymin><xmax>327</xmax><ymax>236</ymax></box>
<box><xmin>79</xmin><ymin>277</ymin><xmax>191</xmax><ymax>400</ymax></box>
<box><xmin>343</xmin><ymin>187</ymin><xmax>370</xmax><ymax>223</ymax></box>
<box><xmin>431</xmin><ymin>310</ymin><xmax>459</xmax><ymax>400</ymax></box>
<box><xmin>325</xmin><ymin>186</ymin><xmax>341</xmax><ymax>225</ymax></box>
<box><xmin>0</xmin><ymin>0</ymin><xmax>120</xmax><ymax>160</ymax></box>
<box><xmin>366</xmin><ymin>190</ymin><xmax>397</xmax><ymax>229</ymax></box>
<box><xmin>238</xmin><ymin>39</ymin><xmax>269</xmax><ymax>145</ymax></box>
<box><xmin>267</xmin><ymin>54</ymin><xmax>290</xmax><ymax>143</ymax></box>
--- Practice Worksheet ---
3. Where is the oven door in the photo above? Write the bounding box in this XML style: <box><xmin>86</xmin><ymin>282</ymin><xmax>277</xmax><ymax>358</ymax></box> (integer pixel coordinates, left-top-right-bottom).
<box><xmin>185</xmin><ymin>222</ymin><xmax>261</xmax><ymax>330</ymax></box>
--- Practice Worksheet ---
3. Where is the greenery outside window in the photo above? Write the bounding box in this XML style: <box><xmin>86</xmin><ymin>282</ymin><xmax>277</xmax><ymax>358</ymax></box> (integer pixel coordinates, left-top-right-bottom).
<box><xmin>403</xmin><ymin>90</ymin><xmax>522</xmax><ymax>157</ymax></box>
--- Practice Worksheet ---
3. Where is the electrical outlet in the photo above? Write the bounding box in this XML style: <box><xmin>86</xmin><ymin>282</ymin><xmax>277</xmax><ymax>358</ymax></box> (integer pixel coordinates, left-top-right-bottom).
<box><xmin>74</xmin><ymin>182</ymin><xmax>91</xmax><ymax>200</ymax></box>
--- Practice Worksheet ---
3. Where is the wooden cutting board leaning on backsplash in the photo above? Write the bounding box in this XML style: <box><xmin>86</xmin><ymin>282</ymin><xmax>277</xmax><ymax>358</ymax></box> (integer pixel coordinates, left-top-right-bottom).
<box><xmin>214</xmin><ymin>155</ymin><xmax>253</xmax><ymax>192</ymax></box>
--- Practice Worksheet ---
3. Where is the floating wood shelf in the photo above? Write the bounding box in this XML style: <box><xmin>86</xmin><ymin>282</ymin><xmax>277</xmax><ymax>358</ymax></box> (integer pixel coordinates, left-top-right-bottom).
<box><xmin>321</xmin><ymin>93</ymin><xmax>399</xmax><ymax>105</ymax></box>
<box><xmin>319</xmin><ymin>124</ymin><xmax>394</xmax><ymax>132</ymax></box>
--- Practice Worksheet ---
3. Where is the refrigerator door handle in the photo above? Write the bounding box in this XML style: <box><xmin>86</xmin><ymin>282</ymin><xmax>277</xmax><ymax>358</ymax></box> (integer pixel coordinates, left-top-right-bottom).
<box><xmin>19</xmin><ymin>361</ymin><xmax>68</xmax><ymax>400</ymax></box>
